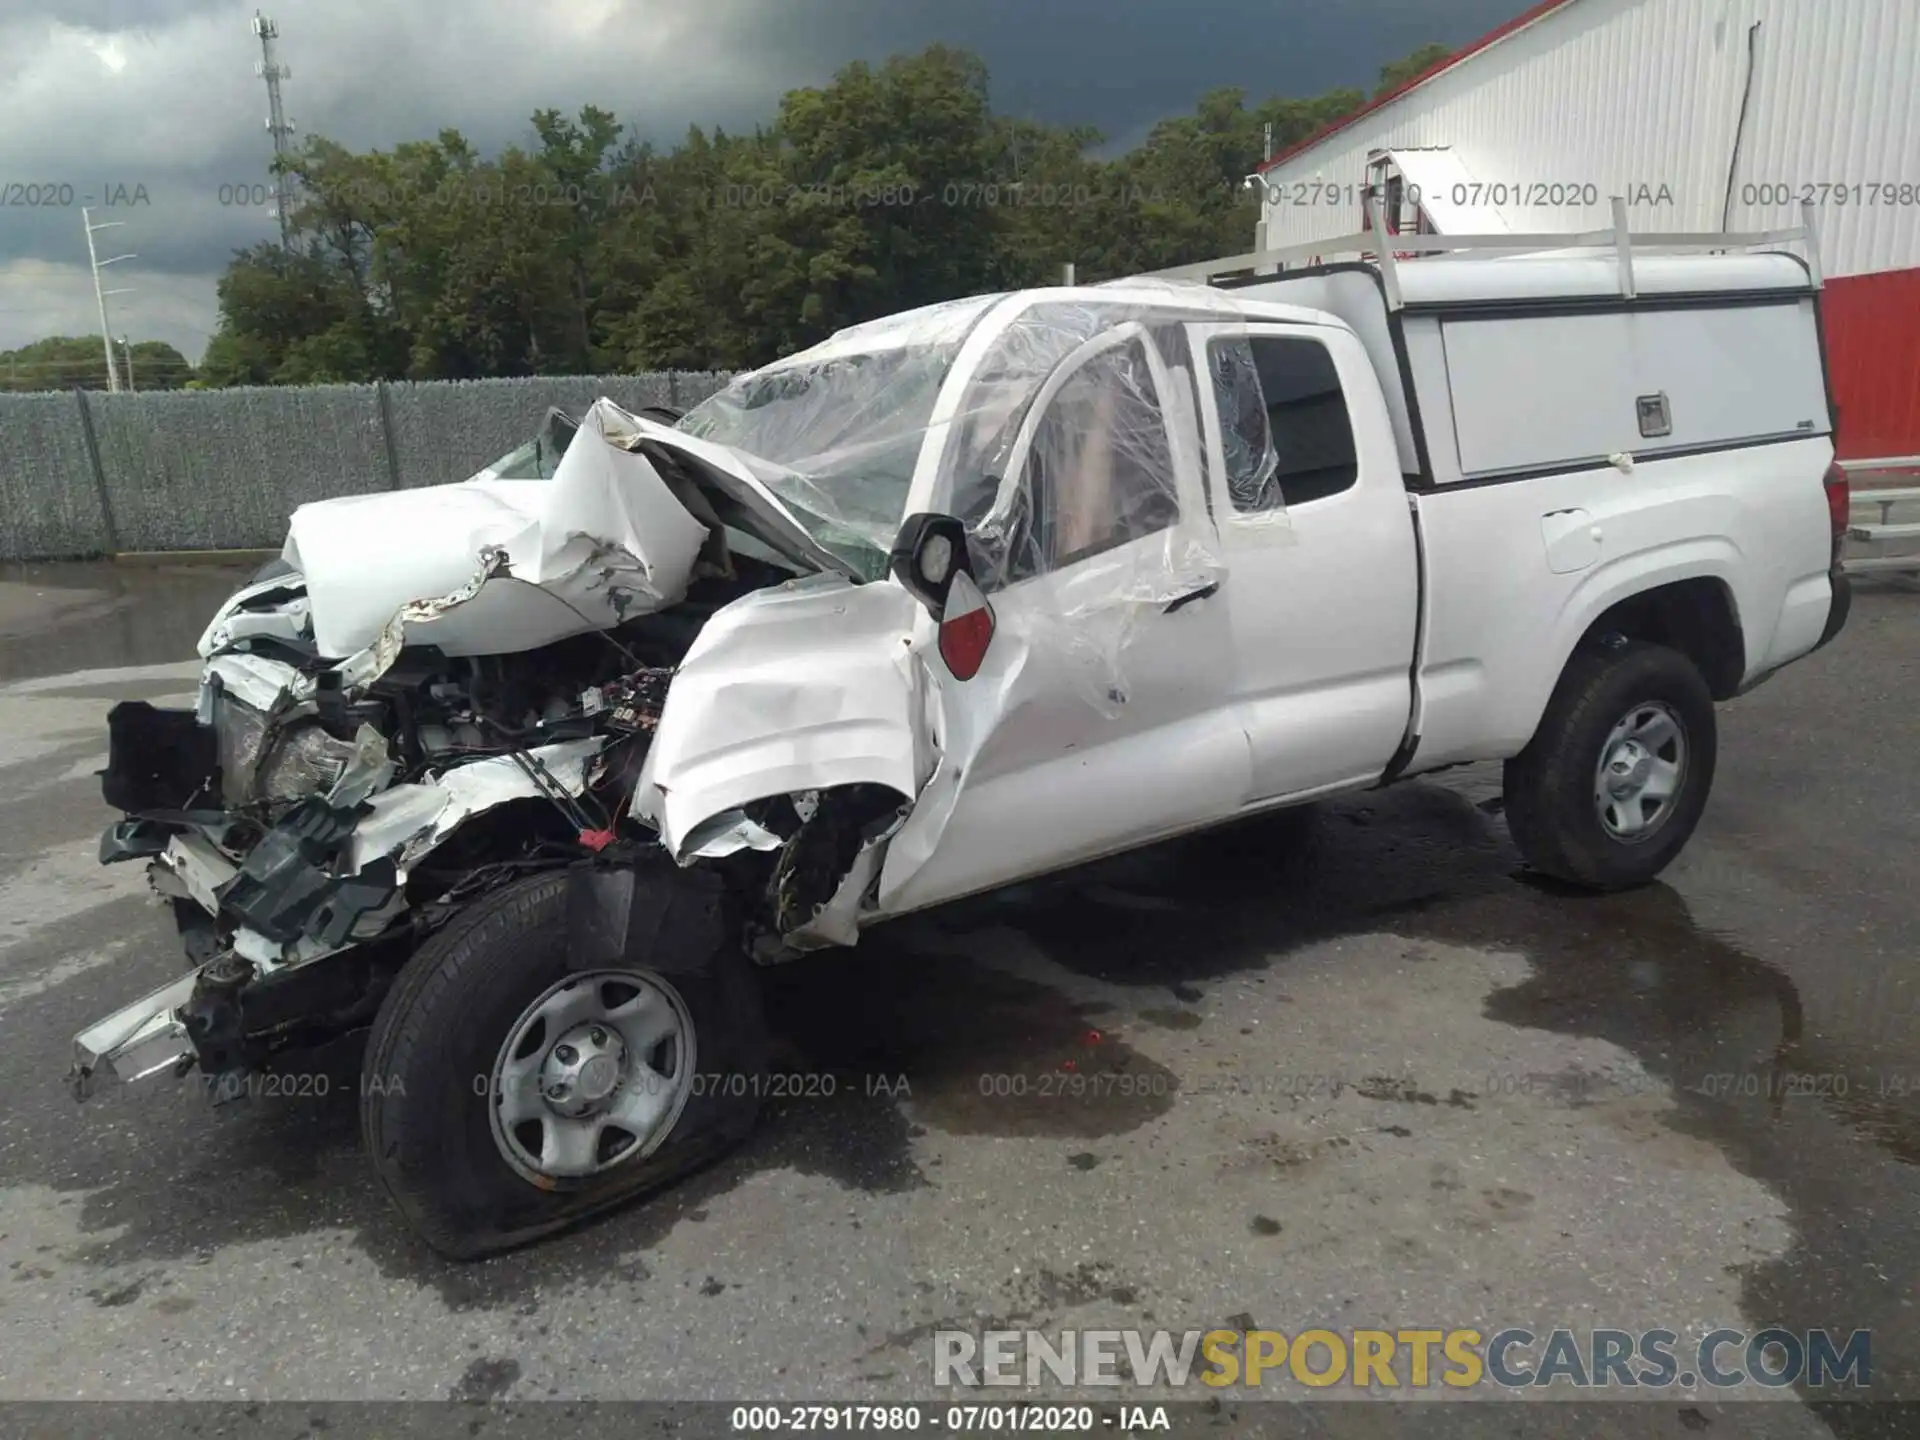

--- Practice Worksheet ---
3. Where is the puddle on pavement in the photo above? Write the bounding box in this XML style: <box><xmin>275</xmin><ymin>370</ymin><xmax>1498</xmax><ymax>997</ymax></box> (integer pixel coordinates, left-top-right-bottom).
<box><xmin>0</xmin><ymin>561</ymin><xmax>254</xmax><ymax>682</ymax></box>
<box><xmin>975</xmin><ymin>784</ymin><xmax>1920</xmax><ymax>1405</ymax></box>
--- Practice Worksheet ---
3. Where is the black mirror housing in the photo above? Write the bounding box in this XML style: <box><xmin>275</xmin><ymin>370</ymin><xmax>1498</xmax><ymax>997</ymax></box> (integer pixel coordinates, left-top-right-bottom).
<box><xmin>889</xmin><ymin>513</ymin><xmax>975</xmax><ymax>620</ymax></box>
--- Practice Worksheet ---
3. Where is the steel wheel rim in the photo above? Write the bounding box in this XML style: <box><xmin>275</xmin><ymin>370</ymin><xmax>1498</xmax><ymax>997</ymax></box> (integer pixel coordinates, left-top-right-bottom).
<box><xmin>1593</xmin><ymin>700</ymin><xmax>1688</xmax><ymax>844</ymax></box>
<box><xmin>488</xmin><ymin>969</ymin><xmax>696</xmax><ymax>1184</ymax></box>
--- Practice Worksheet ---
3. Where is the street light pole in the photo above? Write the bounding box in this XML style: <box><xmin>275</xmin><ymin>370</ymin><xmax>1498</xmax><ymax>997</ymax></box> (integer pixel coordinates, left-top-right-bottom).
<box><xmin>82</xmin><ymin>208</ymin><xmax>136</xmax><ymax>393</ymax></box>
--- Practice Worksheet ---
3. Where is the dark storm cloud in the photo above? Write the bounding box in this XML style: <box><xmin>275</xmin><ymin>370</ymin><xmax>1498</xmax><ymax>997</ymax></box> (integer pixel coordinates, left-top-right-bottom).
<box><xmin>0</xmin><ymin>0</ymin><xmax>1526</xmax><ymax>356</ymax></box>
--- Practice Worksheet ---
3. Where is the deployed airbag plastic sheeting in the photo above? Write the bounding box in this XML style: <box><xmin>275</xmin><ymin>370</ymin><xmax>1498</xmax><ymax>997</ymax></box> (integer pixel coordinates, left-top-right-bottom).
<box><xmin>678</xmin><ymin>294</ymin><xmax>1003</xmax><ymax>571</ymax></box>
<box><xmin>285</xmin><ymin>400</ymin><xmax>709</xmax><ymax>659</ymax></box>
<box><xmin>928</xmin><ymin>305</ymin><xmax>1228</xmax><ymax>719</ymax></box>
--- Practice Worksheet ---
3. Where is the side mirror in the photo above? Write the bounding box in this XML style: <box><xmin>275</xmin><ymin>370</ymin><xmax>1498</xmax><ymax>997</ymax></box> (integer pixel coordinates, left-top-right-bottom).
<box><xmin>889</xmin><ymin>513</ymin><xmax>995</xmax><ymax>681</ymax></box>
<box><xmin>889</xmin><ymin>513</ymin><xmax>974</xmax><ymax>621</ymax></box>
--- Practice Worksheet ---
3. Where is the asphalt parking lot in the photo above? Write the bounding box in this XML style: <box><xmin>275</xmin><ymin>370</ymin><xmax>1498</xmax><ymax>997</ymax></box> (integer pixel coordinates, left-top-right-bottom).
<box><xmin>1</xmin><ymin>560</ymin><xmax>1916</xmax><ymax>1436</ymax></box>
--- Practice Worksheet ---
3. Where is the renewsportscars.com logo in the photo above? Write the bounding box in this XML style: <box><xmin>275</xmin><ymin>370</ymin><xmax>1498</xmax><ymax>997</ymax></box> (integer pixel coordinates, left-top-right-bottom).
<box><xmin>933</xmin><ymin>1327</ymin><xmax>1872</xmax><ymax>1391</ymax></box>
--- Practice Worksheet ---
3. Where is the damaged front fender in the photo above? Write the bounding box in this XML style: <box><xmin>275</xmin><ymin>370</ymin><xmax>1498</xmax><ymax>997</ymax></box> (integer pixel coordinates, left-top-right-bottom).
<box><xmin>635</xmin><ymin>573</ymin><xmax>932</xmax><ymax>864</ymax></box>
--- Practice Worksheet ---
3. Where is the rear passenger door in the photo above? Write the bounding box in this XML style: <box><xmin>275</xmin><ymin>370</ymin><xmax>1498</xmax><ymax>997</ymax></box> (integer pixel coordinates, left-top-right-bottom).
<box><xmin>1190</xmin><ymin>321</ymin><xmax>1420</xmax><ymax>801</ymax></box>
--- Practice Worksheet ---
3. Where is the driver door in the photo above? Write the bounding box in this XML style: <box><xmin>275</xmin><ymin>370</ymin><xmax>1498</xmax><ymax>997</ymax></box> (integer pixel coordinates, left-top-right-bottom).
<box><xmin>877</xmin><ymin>319</ymin><xmax>1250</xmax><ymax>915</ymax></box>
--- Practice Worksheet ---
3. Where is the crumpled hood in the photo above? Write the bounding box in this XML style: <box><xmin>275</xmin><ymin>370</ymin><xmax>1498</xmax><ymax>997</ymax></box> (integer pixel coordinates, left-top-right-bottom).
<box><xmin>283</xmin><ymin>401</ymin><xmax>710</xmax><ymax>659</ymax></box>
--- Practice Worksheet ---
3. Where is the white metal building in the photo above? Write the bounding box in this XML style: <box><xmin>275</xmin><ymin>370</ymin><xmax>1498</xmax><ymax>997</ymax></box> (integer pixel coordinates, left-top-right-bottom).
<box><xmin>1253</xmin><ymin>0</ymin><xmax>1920</xmax><ymax>464</ymax></box>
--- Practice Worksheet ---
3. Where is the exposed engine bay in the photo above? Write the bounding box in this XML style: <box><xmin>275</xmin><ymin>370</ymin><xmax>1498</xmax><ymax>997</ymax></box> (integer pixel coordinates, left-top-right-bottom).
<box><xmin>75</xmin><ymin>399</ymin><xmax>923</xmax><ymax>1100</ymax></box>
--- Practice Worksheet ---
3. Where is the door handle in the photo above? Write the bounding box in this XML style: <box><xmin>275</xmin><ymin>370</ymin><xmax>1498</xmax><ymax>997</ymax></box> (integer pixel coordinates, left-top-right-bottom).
<box><xmin>1163</xmin><ymin>581</ymin><xmax>1219</xmax><ymax>614</ymax></box>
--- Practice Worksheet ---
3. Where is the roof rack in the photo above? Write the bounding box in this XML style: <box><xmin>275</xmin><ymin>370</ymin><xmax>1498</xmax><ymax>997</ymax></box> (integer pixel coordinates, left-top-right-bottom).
<box><xmin>1141</xmin><ymin>197</ymin><xmax>1823</xmax><ymax>310</ymax></box>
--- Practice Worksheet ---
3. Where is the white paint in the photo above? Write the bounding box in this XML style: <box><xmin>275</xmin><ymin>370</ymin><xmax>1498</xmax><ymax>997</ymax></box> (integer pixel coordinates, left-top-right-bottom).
<box><xmin>646</xmin><ymin>272</ymin><xmax>1838</xmax><ymax>927</ymax></box>
<box><xmin>284</xmin><ymin>399</ymin><xmax>709</xmax><ymax>658</ymax></box>
<box><xmin>1186</xmin><ymin>319</ymin><xmax>1420</xmax><ymax>800</ymax></box>
<box><xmin>346</xmin><ymin>737</ymin><xmax>605</xmax><ymax>873</ymax></box>
<box><xmin>1408</xmin><ymin>435</ymin><xmax>1834</xmax><ymax>769</ymax></box>
<box><xmin>1439</xmin><ymin>299</ymin><xmax>1827</xmax><ymax>478</ymax></box>
<box><xmin>635</xmin><ymin>574</ymin><xmax>927</xmax><ymax>861</ymax></box>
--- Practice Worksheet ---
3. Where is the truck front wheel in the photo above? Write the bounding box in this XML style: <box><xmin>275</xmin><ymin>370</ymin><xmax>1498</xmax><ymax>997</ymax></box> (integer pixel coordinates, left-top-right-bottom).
<box><xmin>359</xmin><ymin>869</ymin><xmax>767</xmax><ymax>1259</ymax></box>
<box><xmin>1503</xmin><ymin>640</ymin><xmax>1717</xmax><ymax>891</ymax></box>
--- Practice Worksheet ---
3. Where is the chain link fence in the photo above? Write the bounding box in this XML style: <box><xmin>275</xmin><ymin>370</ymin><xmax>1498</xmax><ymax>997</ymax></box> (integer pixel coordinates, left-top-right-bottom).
<box><xmin>0</xmin><ymin>372</ymin><xmax>734</xmax><ymax>561</ymax></box>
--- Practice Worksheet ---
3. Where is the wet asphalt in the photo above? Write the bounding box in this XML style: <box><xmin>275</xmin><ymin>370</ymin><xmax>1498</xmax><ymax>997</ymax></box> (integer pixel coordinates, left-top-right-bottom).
<box><xmin>0</xmin><ymin>559</ymin><xmax>1916</xmax><ymax>1436</ymax></box>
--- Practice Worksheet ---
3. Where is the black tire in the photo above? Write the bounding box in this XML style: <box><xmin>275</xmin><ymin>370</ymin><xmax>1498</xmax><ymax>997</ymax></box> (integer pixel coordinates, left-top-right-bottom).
<box><xmin>359</xmin><ymin>868</ymin><xmax>766</xmax><ymax>1259</ymax></box>
<box><xmin>1503</xmin><ymin>640</ymin><xmax>1717</xmax><ymax>891</ymax></box>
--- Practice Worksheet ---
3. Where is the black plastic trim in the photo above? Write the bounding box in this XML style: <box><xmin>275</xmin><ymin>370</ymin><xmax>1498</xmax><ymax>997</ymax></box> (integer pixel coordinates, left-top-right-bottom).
<box><xmin>1815</xmin><ymin>571</ymin><xmax>1852</xmax><ymax>652</ymax></box>
<box><xmin>1377</xmin><ymin>498</ymin><xmax>1427</xmax><ymax>786</ymax></box>
<box><xmin>1399</xmin><ymin>287</ymin><xmax>1814</xmax><ymax>320</ymax></box>
<box><xmin>1421</xmin><ymin>431</ymin><xmax>1829</xmax><ymax>493</ymax></box>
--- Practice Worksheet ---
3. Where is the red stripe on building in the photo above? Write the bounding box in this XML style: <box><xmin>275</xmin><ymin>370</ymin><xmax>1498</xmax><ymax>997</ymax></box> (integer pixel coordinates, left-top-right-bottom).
<box><xmin>1823</xmin><ymin>267</ymin><xmax>1920</xmax><ymax>468</ymax></box>
<box><xmin>1257</xmin><ymin>0</ymin><xmax>1584</xmax><ymax>175</ymax></box>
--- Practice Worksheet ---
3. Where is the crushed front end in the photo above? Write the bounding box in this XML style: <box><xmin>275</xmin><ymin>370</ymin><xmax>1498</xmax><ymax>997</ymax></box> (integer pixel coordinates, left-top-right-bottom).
<box><xmin>69</xmin><ymin>398</ymin><xmax>808</xmax><ymax>1100</ymax></box>
<box><xmin>74</xmin><ymin>601</ymin><xmax>689</xmax><ymax>1100</ymax></box>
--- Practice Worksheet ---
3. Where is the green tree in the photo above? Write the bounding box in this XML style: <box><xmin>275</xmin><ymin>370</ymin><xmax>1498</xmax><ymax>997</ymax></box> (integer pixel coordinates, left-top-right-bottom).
<box><xmin>1376</xmin><ymin>42</ymin><xmax>1453</xmax><ymax>97</ymax></box>
<box><xmin>0</xmin><ymin>335</ymin><xmax>194</xmax><ymax>392</ymax></box>
<box><xmin>196</xmin><ymin>41</ymin><xmax>1443</xmax><ymax>384</ymax></box>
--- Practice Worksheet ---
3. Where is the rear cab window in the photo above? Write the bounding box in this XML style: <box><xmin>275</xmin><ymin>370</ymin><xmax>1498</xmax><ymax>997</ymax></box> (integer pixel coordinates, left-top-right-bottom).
<box><xmin>1207</xmin><ymin>333</ymin><xmax>1359</xmax><ymax>511</ymax></box>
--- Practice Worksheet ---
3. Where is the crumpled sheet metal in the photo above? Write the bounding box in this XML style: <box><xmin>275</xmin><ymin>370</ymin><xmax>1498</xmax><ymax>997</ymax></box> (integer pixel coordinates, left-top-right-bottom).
<box><xmin>347</xmin><ymin>737</ymin><xmax>606</xmax><ymax>874</ymax></box>
<box><xmin>283</xmin><ymin>399</ymin><xmax>708</xmax><ymax>659</ymax></box>
<box><xmin>634</xmin><ymin>573</ymin><xmax>926</xmax><ymax>862</ymax></box>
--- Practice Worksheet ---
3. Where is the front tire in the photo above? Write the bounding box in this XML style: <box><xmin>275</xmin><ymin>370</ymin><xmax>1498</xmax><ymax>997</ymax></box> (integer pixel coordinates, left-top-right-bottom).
<box><xmin>1503</xmin><ymin>640</ymin><xmax>1717</xmax><ymax>890</ymax></box>
<box><xmin>360</xmin><ymin>869</ymin><xmax>766</xmax><ymax>1259</ymax></box>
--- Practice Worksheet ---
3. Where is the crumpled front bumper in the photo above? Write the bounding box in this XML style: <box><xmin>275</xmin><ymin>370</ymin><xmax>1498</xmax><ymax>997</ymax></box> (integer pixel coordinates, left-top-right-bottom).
<box><xmin>69</xmin><ymin>974</ymin><xmax>198</xmax><ymax>1099</ymax></box>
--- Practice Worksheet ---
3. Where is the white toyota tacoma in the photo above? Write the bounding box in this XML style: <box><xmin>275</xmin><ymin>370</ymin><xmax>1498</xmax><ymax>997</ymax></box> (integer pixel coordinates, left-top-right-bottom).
<box><xmin>73</xmin><ymin>236</ymin><xmax>1851</xmax><ymax>1256</ymax></box>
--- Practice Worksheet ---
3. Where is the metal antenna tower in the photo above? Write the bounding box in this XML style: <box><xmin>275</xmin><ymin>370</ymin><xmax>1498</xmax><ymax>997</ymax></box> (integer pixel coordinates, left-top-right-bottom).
<box><xmin>252</xmin><ymin>12</ymin><xmax>296</xmax><ymax>247</ymax></box>
<box><xmin>83</xmin><ymin>209</ymin><xmax>137</xmax><ymax>393</ymax></box>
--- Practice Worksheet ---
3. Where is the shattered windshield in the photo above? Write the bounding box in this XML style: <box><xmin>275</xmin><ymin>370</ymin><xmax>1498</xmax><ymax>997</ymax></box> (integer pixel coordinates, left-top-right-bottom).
<box><xmin>677</xmin><ymin>347</ymin><xmax>957</xmax><ymax>574</ymax></box>
<box><xmin>676</xmin><ymin>297</ymin><xmax>1001</xmax><ymax>575</ymax></box>
<box><xmin>471</xmin><ymin>408</ymin><xmax>579</xmax><ymax>482</ymax></box>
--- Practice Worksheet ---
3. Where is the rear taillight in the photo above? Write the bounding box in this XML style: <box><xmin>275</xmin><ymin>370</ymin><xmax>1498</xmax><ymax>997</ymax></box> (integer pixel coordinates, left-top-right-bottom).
<box><xmin>937</xmin><ymin>571</ymin><xmax>995</xmax><ymax>681</ymax></box>
<box><xmin>1824</xmin><ymin>461</ymin><xmax>1850</xmax><ymax>538</ymax></box>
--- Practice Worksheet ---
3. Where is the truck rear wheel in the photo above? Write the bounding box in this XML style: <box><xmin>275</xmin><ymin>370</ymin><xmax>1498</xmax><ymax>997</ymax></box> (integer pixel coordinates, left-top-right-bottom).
<box><xmin>1503</xmin><ymin>640</ymin><xmax>1717</xmax><ymax>891</ymax></box>
<box><xmin>360</xmin><ymin>869</ymin><xmax>766</xmax><ymax>1259</ymax></box>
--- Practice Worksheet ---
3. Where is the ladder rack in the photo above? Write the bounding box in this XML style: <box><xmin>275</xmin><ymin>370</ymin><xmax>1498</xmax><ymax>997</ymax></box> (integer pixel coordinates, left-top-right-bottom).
<box><xmin>1140</xmin><ymin>197</ymin><xmax>1824</xmax><ymax>310</ymax></box>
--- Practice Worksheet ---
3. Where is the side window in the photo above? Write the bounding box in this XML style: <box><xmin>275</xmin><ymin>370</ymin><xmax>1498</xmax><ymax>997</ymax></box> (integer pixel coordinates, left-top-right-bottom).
<box><xmin>1246</xmin><ymin>335</ymin><xmax>1358</xmax><ymax>506</ymax></box>
<box><xmin>1209</xmin><ymin>334</ymin><xmax>1359</xmax><ymax>510</ymax></box>
<box><xmin>1017</xmin><ymin>338</ymin><xmax>1179</xmax><ymax>574</ymax></box>
<box><xmin>1208</xmin><ymin>338</ymin><xmax>1283</xmax><ymax>511</ymax></box>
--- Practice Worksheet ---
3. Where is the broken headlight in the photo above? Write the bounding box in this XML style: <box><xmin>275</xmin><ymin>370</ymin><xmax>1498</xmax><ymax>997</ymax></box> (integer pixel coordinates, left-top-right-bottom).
<box><xmin>213</xmin><ymin>695</ymin><xmax>361</xmax><ymax>807</ymax></box>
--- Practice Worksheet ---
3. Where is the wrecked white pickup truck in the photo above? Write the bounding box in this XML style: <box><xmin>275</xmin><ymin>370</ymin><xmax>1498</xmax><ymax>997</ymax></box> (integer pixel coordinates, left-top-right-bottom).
<box><xmin>75</xmin><ymin>248</ymin><xmax>1850</xmax><ymax>1257</ymax></box>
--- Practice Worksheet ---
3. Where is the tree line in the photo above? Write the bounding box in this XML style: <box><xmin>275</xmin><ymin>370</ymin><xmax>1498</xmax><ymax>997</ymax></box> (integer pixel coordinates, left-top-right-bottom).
<box><xmin>0</xmin><ymin>336</ymin><xmax>196</xmax><ymax>393</ymax></box>
<box><xmin>7</xmin><ymin>42</ymin><xmax>1450</xmax><ymax>392</ymax></box>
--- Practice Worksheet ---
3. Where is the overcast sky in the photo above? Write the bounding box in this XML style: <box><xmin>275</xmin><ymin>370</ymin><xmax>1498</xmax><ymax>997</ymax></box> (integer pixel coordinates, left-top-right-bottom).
<box><xmin>0</xmin><ymin>0</ymin><xmax>1520</xmax><ymax>364</ymax></box>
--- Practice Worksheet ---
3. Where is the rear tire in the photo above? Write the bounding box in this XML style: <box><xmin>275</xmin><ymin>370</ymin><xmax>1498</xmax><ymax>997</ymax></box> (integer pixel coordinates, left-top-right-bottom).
<box><xmin>1503</xmin><ymin>640</ymin><xmax>1716</xmax><ymax>890</ymax></box>
<box><xmin>359</xmin><ymin>868</ymin><xmax>766</xmax><ymax>1259</ymax></box>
